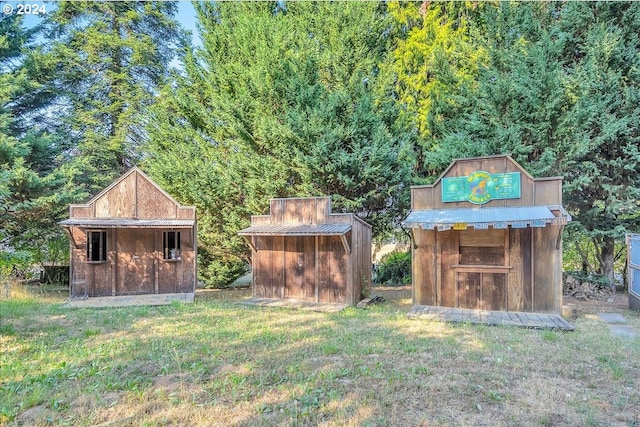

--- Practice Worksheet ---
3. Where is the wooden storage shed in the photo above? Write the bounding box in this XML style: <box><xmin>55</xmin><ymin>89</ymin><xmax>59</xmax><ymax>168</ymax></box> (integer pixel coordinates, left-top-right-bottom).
<box><xmin>238</xmin><ymin>197</ymin><xmax>372</xmax><ymax>305</ymax></box>
<box><xmin>59</xmin><ymin>167</ymin><xmax>197</xmax><ymax>299</ymax></box>
<box><xmin>403</xmin><ymin>155</ymin><xmax>571</xmax><ymax>314</ymax></box>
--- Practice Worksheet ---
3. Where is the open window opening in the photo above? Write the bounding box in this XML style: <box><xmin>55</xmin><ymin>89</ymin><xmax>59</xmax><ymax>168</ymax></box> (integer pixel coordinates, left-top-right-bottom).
<box><xmin>163</xmin><ymin>231</ymin><xmax>181</xmax><ymax>260</ymax></box>
<box><xmin>87</xmin><ymin>230</ymin><xmax>107</xmax><ymax>262</ymax></box>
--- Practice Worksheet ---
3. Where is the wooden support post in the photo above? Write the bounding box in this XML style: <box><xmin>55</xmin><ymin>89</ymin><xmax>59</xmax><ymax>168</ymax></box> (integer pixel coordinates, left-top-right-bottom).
<box><xmin>555</xmin><ymin>225</ymin><xmax>564</xmax><ymax>250</ymax></box>
<box><xmin>340</xmin><ymin>234</ymin><xmax>351</xmax><ymax>255</ymax></box>
<box><xmin>315</xmin><ymin>235</ymin><xmax>319</xmax><ymax>303</ymax></box>
<box><xmin>531</xmin><ymin>227</ymin><xmax>535</xmax><ymax>310</ymax></box>
<box><xmin>112</xmin><ymin>229</ymin><xmax>117</xmax><ymax>296</ymax></box>
<box><xmin>242</xmin><ymin>235</ymin><xmax>257</xmax><ymax>253</ymax></box>
<box><xmin>154</xmin><ymin>230</ymin><xmax>159</xmax><ymax>294</ymax></box>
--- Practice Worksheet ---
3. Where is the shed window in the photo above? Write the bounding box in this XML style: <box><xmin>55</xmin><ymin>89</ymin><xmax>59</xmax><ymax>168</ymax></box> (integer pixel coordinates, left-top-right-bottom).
<box><xmin>87</xmin><ymin>231</ymin><xmax>107</xmax><ymax>262</ymax></box>
<box><xmin>163</xmin><ymin>231</ymin><xmax>181</xmax><ymax>260</ymax></box>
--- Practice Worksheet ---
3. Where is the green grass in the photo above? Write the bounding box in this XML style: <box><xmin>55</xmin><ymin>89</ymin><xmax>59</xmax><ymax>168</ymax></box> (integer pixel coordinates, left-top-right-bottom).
<box><xmin>1</xmin><ymin>285</ymin><xmax>639</xmax><ymax>426</ymax></box>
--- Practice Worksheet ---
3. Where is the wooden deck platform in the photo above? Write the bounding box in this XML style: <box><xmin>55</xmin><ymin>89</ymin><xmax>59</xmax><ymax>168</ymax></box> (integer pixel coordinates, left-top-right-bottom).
<box><xmin>407</xmin><ymin>305</ymin><xmax>575</xmax><ymax>331</ymax></box>
<box><xmin>240</xmin><ymin>297</ymin><xmax>348</xmax><ymax>313</ymax></box>
<box><xmin>63</xmin><ymin>293</ymin><xmax>194</xmax><ymax>309</ymax></box>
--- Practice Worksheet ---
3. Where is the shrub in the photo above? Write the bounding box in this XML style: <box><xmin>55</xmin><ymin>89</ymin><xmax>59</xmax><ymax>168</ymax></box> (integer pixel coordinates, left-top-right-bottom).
<box><xmin>199</xmin><ymin>259</ymin><xmax>248</xmax><ymax>289</ymax></box>
<box><xmin>375</xmin><ymin>250</ymin><xmax>411</xmax><ymax>285</ymax></box>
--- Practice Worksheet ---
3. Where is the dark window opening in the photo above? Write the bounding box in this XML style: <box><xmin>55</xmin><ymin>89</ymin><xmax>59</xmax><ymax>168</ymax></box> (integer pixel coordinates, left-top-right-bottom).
<box><xmin>87</xmin><ymin>231</ymin><xmax>107</xmax><ymax>262</ymax></box>
<box><xmin>163</xmin><ymin>231</ymin><xmax>181</xmax><ymax>260</ymax></box>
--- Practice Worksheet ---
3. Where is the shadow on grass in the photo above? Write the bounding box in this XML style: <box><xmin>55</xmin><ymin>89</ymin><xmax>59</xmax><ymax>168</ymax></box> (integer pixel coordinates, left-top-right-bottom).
<box><xmin>1</xmin><ymin>289</ymin><xmax>639</xmax><ymax>426</ymax></box>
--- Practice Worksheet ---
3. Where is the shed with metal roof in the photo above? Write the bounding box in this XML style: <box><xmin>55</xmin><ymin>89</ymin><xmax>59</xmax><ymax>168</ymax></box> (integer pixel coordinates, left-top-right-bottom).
<box><xmin>403</xmin><ymin>155</ymin><xmax>571</xmax><ymax>314</ymax></box>
<box><xmin>238</xmin><ymin>197</ymin><xmax>372</xmax><ymax>305</ymax></box>
<box><xmin>59</xmin><ymin>167</ymin><xmax>197</xmax><ymax>299</ymax></box>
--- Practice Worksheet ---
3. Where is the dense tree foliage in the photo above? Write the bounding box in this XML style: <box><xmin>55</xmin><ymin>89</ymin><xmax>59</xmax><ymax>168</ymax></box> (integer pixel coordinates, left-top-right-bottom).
<box><xmin>0</xmin><ymin>12</ymin><xmax>76</xmax><ymax>266</ymax></box>
<box><xmin>143</xmin><ymin>2</ymin><xmax>413</xmax><ymax>286</ymax></box>
<box><xmin>391</xmin><ymin>1</ymin><xmax>640</xmax><ymax>285</ymax></box>
<box><xmin>44</xmin><ymin>0</ymin><xmax>188</xmax><ymax>191</ymax></box>
<box><xmin>1</xmin><ymin>1</ymin><xmax>187</xmax><ymax>270</ymax></box>
<box><xmin>2</xmin><ymin>1</ymin><xmax>638</xmax><ymax>286</ymax></box>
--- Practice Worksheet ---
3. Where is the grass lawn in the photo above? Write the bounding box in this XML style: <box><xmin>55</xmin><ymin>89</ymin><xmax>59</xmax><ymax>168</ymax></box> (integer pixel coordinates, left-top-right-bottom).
<box><xmin>1</xmin><ymin>284</ymin><xmax>639</xmax><ymax>426</ymax></box>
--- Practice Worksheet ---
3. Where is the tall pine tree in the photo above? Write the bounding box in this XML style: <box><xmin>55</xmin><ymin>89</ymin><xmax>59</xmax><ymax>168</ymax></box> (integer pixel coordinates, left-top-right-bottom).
<box><xmin>0</xmin><ymin>12</ymin><xmax>78</xmax><ymax>267</ymax></box>
<box><xmin>44</xmin><ymin>1</ymin><xmax>188</xmax><ymax>192</ymax></box>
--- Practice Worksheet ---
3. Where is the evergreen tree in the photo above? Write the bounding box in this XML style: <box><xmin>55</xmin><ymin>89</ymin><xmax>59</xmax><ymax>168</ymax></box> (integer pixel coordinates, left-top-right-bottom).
<box><xmin>0</xmin><ymin>13</ymin><xmax>79</xmax><ymax>265</ymax></box>
<box><xmin>44</xmin><ymin>1</ymin><xmax>188</xmax><ymax>192</ymax></box>
<box><xmin>558</xmin><ymin>2</ymin><xmax>640</xmax><ymax>285</ymax></box>
<box><xmin>388</xmin><ymin>0</ymin><xmax>487</xmax><ymax>181</ymax></box>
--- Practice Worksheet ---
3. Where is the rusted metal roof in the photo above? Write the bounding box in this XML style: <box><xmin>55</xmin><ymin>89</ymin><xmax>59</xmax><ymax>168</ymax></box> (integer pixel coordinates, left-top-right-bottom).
<box><xmin>403</xmin><ymin>206</ymin><xmax>570</xmax><ymax>230</ymax></box>
<box><xmin>58</xmin><ymin>218</ymin><xmax>195</xmax><ymax>228</ymax></box>
<box><xmin>238</xmin><ymin>223</ymin><xmax>351</xmax><ymax>236</ymax></box>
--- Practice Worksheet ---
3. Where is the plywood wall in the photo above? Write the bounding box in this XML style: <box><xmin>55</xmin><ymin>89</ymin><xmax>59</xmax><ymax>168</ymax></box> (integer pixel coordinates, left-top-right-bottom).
<box><xmin>94</xmin><ymin>173</ymin><xmax>137</xmax><ymax>218</ymax></box>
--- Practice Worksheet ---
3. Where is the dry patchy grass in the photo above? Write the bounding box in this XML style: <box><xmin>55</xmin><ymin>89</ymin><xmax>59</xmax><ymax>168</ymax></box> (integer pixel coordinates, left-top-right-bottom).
<box><xmin>1</xmin><ymin>283</ymin><xmax>639</xmax><ymax>426</ymax></box>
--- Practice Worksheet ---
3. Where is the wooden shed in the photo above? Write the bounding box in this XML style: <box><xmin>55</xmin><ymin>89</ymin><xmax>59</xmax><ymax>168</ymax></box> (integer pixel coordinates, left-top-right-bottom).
<box><xmin>238</xmin><ymin>197</ymin><xmax>372</xmax><ymax>305</ymax></box>
<box><xmin>403</xmin><ymin>155</ymin><xmax>571</xmax><ymax>314</ymax></box>
<box><xmin>59</xmin><ymin>167</ymin><xmax>197</xmax><ymax>299</ymax></box>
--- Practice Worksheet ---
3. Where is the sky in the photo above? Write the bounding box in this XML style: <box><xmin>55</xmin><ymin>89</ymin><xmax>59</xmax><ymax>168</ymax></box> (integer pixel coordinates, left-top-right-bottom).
<box><xmin>5</xmin><ymin>1</ymin><xmax>202</xmax><ymax>47</ymax></box>
<box><xmin>177</xmin><ymin>1</ymin><xmax>202</xmax><ymax>48</ymax></box>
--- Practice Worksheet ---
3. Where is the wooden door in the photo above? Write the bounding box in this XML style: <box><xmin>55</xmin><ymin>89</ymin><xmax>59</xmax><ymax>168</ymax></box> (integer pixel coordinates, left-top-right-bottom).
<box><xmin>456</xmin><ymin>230</ymin><xmax>507</xmax><ymax>310</ymax></box>
<box><xmin>116</xmin><ymin>229</ymin><xmax>155</xmax><ymax>295</ymax></box>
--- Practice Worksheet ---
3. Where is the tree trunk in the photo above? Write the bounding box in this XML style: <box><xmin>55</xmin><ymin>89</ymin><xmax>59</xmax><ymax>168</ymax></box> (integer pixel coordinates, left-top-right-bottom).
<box><xmin>599</xmin><ymin>237</ymin><xmax>616</xmax><ymax>290</ymax></box>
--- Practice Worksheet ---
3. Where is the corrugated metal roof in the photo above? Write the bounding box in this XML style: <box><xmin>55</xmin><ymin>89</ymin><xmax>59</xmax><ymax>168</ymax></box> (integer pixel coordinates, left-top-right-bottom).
<box><xmin>403</xmin><ymin>206</ymin><xmax>570</xmax><ymax>230</ymax></box>
<box><xmin>58</xmin><ymin>218</ymin><xmax>195</xmax><ymax>228</ymax></box>
<box><xmin>238</xmin><ymin>223</ymin><xmax>351</xmax><ymax>236</ymax></box>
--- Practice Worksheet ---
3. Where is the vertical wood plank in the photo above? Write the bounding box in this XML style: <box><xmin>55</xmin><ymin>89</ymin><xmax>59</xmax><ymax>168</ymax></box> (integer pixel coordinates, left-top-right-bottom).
<box><xmin>458</xmin><ymin>272</ymin><xmax>480</xmax><ymax>309</ymax></box>
<box><xmin>272</xmin><ymin>235</ymin><xmax>285</xmax><ymax>299</ymax></box>
<box><xmin>533</xmin><ymin>226</ymin><xmax>560</xmax><ymax>313</ymax></box>
<box><xmin>315</xmin><ymin>235</ymin><xmax>319</xmax><ymax>302</ymax></box>
<box><xmin>440</xmin><ymin>230</ymin><xmax>457</xmax><ymax>307</ymax></box>
<box><xmin>284</xmin><ymin>236</ymin><xmax>308</xmax><ymax>300</ymax></box>
<box><xmin>507</xmin><ymin>228</ymin><xmax>524</xmax><ymax>311</ymax></box>
<box><xmin>270</xmin><ymin>199</ymin><xmax>284</xmax><ymax>225</ymax></box>
<box><xmin>253</xmin><ymin>236</ymin><xmax>270</xmax><ymax>298</ymax></box>
<box><xmin>480</xmin><ymin>273</ymin><xmax>506</xmax><ymax>310</ymax></box>
<box><xmin>303</xmin><ymin>236</ymin><xmax>315</xmax><ymax>301</ymax></box>
<box><xmin>316</xmin><ymin>197</ymin><xmax>330</xmax><ymax>224</ymax></box>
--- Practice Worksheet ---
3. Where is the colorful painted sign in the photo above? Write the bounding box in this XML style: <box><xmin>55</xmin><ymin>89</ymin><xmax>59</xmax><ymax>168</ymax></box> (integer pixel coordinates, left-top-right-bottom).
<box><xmin>442</xmin><ymin>171</ymin><xmax>521</xmax><ymax>204</ymax></box>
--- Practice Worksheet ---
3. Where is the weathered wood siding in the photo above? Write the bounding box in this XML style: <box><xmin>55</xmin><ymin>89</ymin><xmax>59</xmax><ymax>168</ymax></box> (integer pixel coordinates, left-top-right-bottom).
<box><xmin>411</xmin><ymin>155</ymin><xmax>563</xmax><ymax>210</ymax></box>
<box><xmin>350</xmin><ymin>218</ymin><xmax>372</xmax><ymax>303</ymax></box>
<box><xmin>247</xmin><ymin>197</ymin><xmax>371</xmax><ymax>305</ymax></box>
<box><xmin>95</xmin><ymin>173</ymin><xmax>137</xmax><ymax>218</ymax></box>
<box><xmin>116</xmin><ymin>229</ymin><xmax>154</xmax><ymax>295</ymax></box>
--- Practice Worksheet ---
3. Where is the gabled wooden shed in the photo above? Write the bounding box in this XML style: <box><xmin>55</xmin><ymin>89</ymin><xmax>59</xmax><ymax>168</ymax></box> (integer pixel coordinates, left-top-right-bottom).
<box><xmin>238</xmin><ymin>197</ymin><xmax>372</xmax><ymax>305</ymax></box>
<box><xmin>403</xmin><ymin>155</ymin><xmax>571</xmax><ymax>314</ymax></box>
<box><xmin>59</xmin><ymin>167</ymin><xmax>197</xmax><ymax>298</ymax></box>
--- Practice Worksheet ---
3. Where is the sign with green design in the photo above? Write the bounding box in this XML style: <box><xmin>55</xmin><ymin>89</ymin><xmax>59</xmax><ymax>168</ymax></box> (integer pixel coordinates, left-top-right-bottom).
<box><xmin>442</xmin><ymin>171</ymin><xmax>521</xmax><ymax>204</ymax></box>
